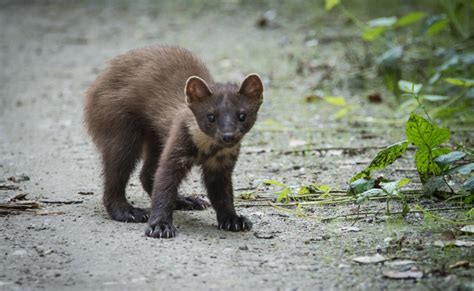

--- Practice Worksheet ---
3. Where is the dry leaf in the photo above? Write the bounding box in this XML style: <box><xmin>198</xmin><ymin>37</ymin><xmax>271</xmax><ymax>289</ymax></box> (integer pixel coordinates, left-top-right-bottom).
<box><xmin>448</xmin><ymin>260</ymin><xmax>469</xmax><ymax>269</ymax></box>
<box><xmin>386</xmin><ymin>260</ymin><xmax>416</xmax><ymax>267</ymax></box>
<box><xmin>340</xmin><ymin>226</ymin><xmax>361</xmax><ymax>232</ymax></box>
<box><xmin>383</xmin><ymin>270</ymin><xmax>423</xmax><ymax>279</ymax></box>
<box><xmin>353</xmin><ymin>254</ymin><xmax>387</xmax><ymax>264</ymax></box>
<box><xmin>305</xmin><ymin>95</ymin><xmax>323</xmax><ymax>103</ymax></box>
<box><xmin>440</xmin><ymin>230</ymin><xmax>456</xmax><ymax>240</ymax></box>
<box><xmin>434</xmin><ymin>240</ymin><xmax>474</xmax><ymax>247</ymax></box>
<box><xmin>460</xmin><ymin>225</ymin><xmax>474</xmax><ymax>234</ymax></box>
<box><xmin>289</xmin><ymin>139</ymin><xmax>307</xmax><ymax>148</ymax></box>
<box><xmin>368</xmin><ymin>92</ymin><xmax>382</xmax><ymax>103</ymax></box>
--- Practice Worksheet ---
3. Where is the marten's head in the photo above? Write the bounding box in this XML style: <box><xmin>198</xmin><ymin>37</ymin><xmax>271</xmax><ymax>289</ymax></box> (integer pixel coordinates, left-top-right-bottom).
<box><xmin>185</xmin><ymin>74</ymin><xmax>264</xmax><ymax>148</ymax></box>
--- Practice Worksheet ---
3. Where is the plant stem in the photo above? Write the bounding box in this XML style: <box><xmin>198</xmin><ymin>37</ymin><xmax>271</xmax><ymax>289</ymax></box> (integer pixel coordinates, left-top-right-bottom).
<box><xmin>415</xmin><ymin>95</ymin><xmax>433</xmax><ymax>122</ymax></box>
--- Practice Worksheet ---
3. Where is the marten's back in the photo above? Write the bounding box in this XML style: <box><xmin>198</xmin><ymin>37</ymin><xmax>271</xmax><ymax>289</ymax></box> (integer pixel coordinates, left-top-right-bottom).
<box><xmin>84</xmin><ymin>45</ymin><xmax>212</xmax><ymax>145</ymax></box>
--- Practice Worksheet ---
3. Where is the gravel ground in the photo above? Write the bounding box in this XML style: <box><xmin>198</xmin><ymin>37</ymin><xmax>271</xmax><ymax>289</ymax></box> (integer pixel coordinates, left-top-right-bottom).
<box><xmin>1</xmin><ymin>1</ymin><xmax>472</xmax><ymax>290</ymax></box>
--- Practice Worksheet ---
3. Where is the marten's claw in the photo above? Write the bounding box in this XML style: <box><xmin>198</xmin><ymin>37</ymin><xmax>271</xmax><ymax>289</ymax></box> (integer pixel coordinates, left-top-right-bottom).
<box><xmin>145</xmin><ymin>221</ymin><xmax>177</xmax><ymax>238</ymax></box>
<box><xmin>175</xmin><ymin>196</ymin><xmax>210</xmax><ymax>210</ymax></box>
<box><xmin>107</xmin><ymin>205</ymin><xmax>149</xmax><ymax>223</ymax></box>
<box><xmin>218</xmin><ymin>215</ymin><xmax>252</xmax><ymax>232</ymax></box>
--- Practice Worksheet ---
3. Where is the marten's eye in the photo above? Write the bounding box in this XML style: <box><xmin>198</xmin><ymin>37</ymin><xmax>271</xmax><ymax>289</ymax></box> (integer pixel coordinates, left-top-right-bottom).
<box><xmin>207</xmin><ymin>114</ymin><xmax>216</xmax><ymax>123</ymax></box>
<box><xmin>238</xmin><ymin>113</ymin><xmax>246</xmax><ymax>122</ymax></box>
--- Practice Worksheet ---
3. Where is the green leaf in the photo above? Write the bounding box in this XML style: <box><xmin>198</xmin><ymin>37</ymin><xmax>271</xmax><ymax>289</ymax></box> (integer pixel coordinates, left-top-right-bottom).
<box><xmin>415</xmin><ymin>147</ymin><xmax>450</xmax><ymax>182</ymax></box>
<box><xmin>276</xmin><ymin>187</ymin><xmax>291</xmax><ymax>202</ymax></box>
<box><xmin>349</xmin><ymin>178</ymin><xmax>376</xmax><ymax>195</ymax></box>
<box><xmin>298</xmin><ymin>186</ymin><xmax>311</xmax><ymax>195</ymax></box>
<box><xmin>406</xmin><ymin>113</ymin><xmax>450</xmax><ymax>149</ymax></box>
<box><xmin>334</xmin><ymin>107</ymin><xmax>350</xmax><ymax>119</ymax></box>
<box><xmin>350</xmin><ymin>141</ymin><xmax>409</xmax><ymax>182</ymax></box>
<box><xmin>323</xmin><ymin>96</ymin><xmax>346</xmax><ymax>106</ymax></box>
<box><xmin>398</xmin><ymin>178</ymin><xmax>411</xmax><ymax>188</ymax></box>
<box><xmin>448</xmin><ymin>163</ymin><xmax>474</xmax><ymax>175</ymax></box>
<box><xmin>325</xmin><ymin>0</ymin><xmax>340</xmax><ymax>11</ymax></box>
<box><xmin>395</xmin><ymin>12</ymin><xmax>426</xmax><ymax>27</ymax></box>
<box><xmin>462</xmin><ymin>176</ymin><xmax>474</xmax><ymax>192</ymax></box>
<box><xmin>317</xmin><ymin>184</ymin><xmax>330</xmax><ymax>193</ymax></box>
<box><xmin>356</xmin><ymin>188</ymin><xmax>386</xmax><ymax>203</ymax></box>
<box><xmin>429</xmin><ymin>73</ymin><xmax>441</xmax><ymax>85</ymax></box>
<box><xmin>434</xmin><ymin>151</ymin><xmax>466</xmax><ymax>167</ymax></box>
<box><xmin>362</xmin><ymin>26</ymin><xmax>387</xmax><ymax>41</ymax></box>
<box><xmin>368</xmin><ymin>17</ymin><xmax>397</xmax><ymax>27</ymax></box>
<box><xmin>426</xmin><ymin>18</ymin><xmax>449</xmax><ymax>36</ymax></box>
<box><xmin>263</xmin><ymin>179</ymin><xmax>286</xmax><ymax>188</ymax></box>
<box><xmin>398</xmin><ymin>80</ymin><xmax>423</xmax><ymax>94</ymax></box>
<box><xmin>381</xmin><ymin>178</ymin><xmax>410</xmax><ymax>194</ymax></box>
<box><xmin>422</xmin><ymin>95</ymin><xmax>449</xmax><ymax>102</ymax></box>
<box><xmin>423</xmin><ymin>176</ymin><xmax>446</xmax><ymax>195</ymax></box>
<box><xmin>444</xmin><ymin>78</ymin><xmax>474</xmax><ymax>87</ymax></box>
<box><xmin>376</xmin><ymin>46</ymin><xmax>403</xmax><ymax>65</ymax></box>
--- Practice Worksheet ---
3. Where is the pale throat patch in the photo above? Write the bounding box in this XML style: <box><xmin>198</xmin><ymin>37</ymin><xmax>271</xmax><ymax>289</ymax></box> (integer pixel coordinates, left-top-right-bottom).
<box><xmin>187</xmin><ymin>119</ymin><xmax>215</xmax><ymax>154</ymax></box>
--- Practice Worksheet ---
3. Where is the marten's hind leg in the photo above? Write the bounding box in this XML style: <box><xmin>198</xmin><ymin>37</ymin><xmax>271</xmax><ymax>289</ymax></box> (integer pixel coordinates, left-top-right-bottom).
<box><xmin>175</xmin><ymin>196</ymin><xmax>210</xmax><ymax>210</ymax></box>
<box><xmin>139</xmin><ymin>133</ymin><xmax>162</xmax><ymax>196</ymax></box>
<box><xmin>101</xmin><ymin>125</ymin><xmax>149</xmax><ymax>223</ymax></box>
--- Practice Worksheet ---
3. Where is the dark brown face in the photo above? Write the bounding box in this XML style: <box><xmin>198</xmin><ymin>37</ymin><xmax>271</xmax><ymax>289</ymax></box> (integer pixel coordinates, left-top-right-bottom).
<box><xmin>185</xmin><ymin>74</ymin><xmax>264</xmax><ymax>147</ymax></box>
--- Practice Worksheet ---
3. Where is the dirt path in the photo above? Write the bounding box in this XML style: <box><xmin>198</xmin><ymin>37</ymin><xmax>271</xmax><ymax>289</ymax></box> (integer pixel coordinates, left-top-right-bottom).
<box><xmin>0</xmin><ymin>2</ymin><xmax>472</xmax><ymax>290</ymax></box>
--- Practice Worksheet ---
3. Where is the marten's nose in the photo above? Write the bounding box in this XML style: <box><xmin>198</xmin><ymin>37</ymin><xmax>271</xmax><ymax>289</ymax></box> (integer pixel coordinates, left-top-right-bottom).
<box><xmin>222</xmin><ymin>133</ymin><xmax>235</xmax><ymax>143</ymax></box>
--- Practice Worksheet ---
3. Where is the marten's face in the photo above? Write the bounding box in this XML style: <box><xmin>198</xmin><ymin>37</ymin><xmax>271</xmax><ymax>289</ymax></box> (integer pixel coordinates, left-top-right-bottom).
<box><xmin>186</xmin><ymin>74</ymin><xmax>264</xmax><ymax>147</ymax></box>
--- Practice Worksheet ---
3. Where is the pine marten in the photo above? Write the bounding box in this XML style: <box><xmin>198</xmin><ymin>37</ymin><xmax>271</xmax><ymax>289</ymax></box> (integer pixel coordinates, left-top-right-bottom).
<box><xmin>84</xmin><ymin>45</ymin><xmax>264</xmax><ymax>238</ymax></box>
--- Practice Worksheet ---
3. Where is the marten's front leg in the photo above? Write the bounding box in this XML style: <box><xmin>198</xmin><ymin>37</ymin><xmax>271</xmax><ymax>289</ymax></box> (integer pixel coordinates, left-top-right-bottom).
<box><xmin>145</xmin><ymin>140</ymin><xmax>193</xmax><ymax>238</ymax></box>
<box><xmin>202</xmin><ymin>161</ymin><xmax>252</xmax><ymax>232</ymax></box>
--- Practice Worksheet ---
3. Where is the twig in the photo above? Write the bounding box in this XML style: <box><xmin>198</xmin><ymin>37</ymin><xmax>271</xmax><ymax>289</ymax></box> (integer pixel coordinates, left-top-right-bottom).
<box><xmin>0</xmin><ymin>184</ymin><xmax>20</xmax><ymax>190</ymax></box>
<box><xmin>39</xmin><ymin>199</ymin><xmax>83</xmax><ymax>205</ymax></box>
<box><xmin>244</xmin><ymin>146</ymin><xmax>415</xmax><ymax>155</ymax></box>
<box><xmin>321</xmin><ymin>206</ymin><xmax>469</xmax><ymax>222</ymax></box>
<box><xmin>0</xmin><ymin>201</ymin><xmax>40</xmax><ymax>210</ymax></box>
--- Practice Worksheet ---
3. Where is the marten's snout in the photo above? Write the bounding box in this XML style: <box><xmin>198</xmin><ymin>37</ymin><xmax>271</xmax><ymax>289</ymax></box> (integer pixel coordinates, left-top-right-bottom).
<box><xmin>222</xmin><ymin>132</ymin><xmax>236</xmax><ymax>143</ymax></box>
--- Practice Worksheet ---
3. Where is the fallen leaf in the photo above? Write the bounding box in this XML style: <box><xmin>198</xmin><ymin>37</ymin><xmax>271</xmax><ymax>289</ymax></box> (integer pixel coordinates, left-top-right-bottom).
<box><xmin>440</xmin><ymin>230</ymin><xmax>456</xmax><ymax>240</ymax></box>
<box><xmin>34</xmin><ymin>210</ymin><xmax>65</xmax><ymax>216</ymax></box>
<box><xmin>340</xmin><ymin>226</ymin><xmax>361</xmax><ymax>232</ymax></box>
<box><xmin>460</xmin><ymin>225</ymin><xmax>474</xmax><ymax>234</ymax></box>
<box><xmin>254</xmin><ymin>232</ymin><xmax>275</xmax><ymax>239</ymax></box>
<box><xmin>289</xmin><ymin>139</ymin><xmax>307</xmax><ymax>148</ymax></box>
<box><xmin>454</xmin><ymin>240</ymin><xmax>474</xmax><ymax>247</ymax></box>
<box><xmin>386</xmin><ymin>260</ymin><xmax>416</xmax><ymax>267</ymax></box>
<box><xmin>353</xmin><ymin>254</ymin><xmax>387</xmax><ymax>264</ymax></box>
<box><xmin>434</xmin><ymin>240</ymin><xmax>474</xmax><ymax>247</ymax></box>
<box><xmin>448</xmin><ymin>260</ymin><xmax>469</xmax><ymax>269</ymax></box>
<box><xmin>305</xmin><ymin>95</ymin><xmax>323</xmax><ymax>103</ymax></box>
<box><xmin>383</xmin><ymin>270</ymin><xmax>423</xmax><ymax>279</ymax></box>
<box><xmin>9</xmin><ymin>193</ymin><xmax>28</xmax><ymax>201</ymax></box>
<box><xmin>256</xmin><ymin>10</ymin><xmax>277</xmax><ymax>29</ymax></box>
<box><xmin>368</xmin><ymin>92</ymin><xmax>382</xmax><ymax>103</ymax></box>
<box><xmin>8</xmin><ymin>174</ymin><xmax>30</xmax><ymax>183</ymax></box>
<box><xmin>239</xmin><ymin>192</ymin><xmax>256</xmax><ymax>200</ymax></box>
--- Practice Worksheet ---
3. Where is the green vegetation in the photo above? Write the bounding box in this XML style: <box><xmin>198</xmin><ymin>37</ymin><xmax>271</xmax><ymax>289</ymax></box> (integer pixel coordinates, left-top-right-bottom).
<box><xmin>263</xmin><ymin>0</ymin><xmax>473</xmax><ymax>222</ymax></box>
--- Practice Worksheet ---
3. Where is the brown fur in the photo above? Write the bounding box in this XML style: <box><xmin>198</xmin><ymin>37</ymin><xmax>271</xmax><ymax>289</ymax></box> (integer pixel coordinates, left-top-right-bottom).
<box><xmin>84</xmin><ymin>45</ymin><xmax>263</xmax><ymax>238</ymax></box>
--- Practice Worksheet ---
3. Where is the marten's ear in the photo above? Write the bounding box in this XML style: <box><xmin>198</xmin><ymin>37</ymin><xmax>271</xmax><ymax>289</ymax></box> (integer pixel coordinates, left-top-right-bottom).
<box><xmin>185</xmin><ymin>76</ymin><xmax>212</xmax><ymax>104</ymax></box>
<box><xmin>239</xmin><ymin>74</ymin><xmax>264</xmax><ymax>102</ymax></box>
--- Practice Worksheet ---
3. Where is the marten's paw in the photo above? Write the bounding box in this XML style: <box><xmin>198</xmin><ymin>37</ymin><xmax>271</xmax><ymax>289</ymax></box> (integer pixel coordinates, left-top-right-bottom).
<box><xmin>108</xmin><ymin>205</ymin><xmax>149</xmax><ymax>223</ymax></box>
<box><xmin>145</xmin><ymin>221</ymin><xmax>177</xmax><ymax>238</ymax></box>
<box><xmin>175</xmin><ymin>196</ymin><xmax>210</xmax><ymax>211</ymax></box>
<box><xmin>218</xmin><ymin>215</ymin><xmax>252</xmax><ymax>232</ymax></box>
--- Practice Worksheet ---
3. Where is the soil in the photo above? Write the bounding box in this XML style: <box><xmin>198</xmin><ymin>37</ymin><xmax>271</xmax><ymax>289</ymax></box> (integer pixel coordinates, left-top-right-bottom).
<box><xmin>0</xmin><ymin>1</ymin><xmax>472</xmax><ymax>290</ymax></box>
